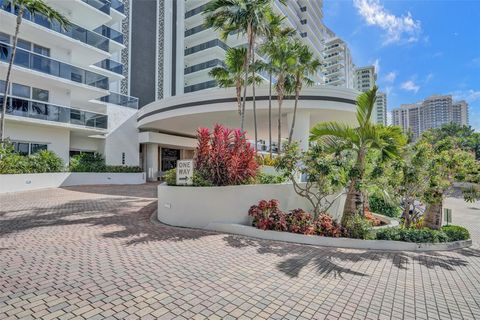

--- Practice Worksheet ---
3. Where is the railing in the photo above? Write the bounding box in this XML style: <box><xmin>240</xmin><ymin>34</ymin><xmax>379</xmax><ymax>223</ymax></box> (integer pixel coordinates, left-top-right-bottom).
<box><xmin>0</xmin><ymin>1</ymin><xmax>110</xmax><ymax>52</ymax></box>
<box><xmin>184</xmin><ymin>80</ymin><xmax>217</xmax><ymax>93</ymax></box>
<box><xmin>0</xmin><ymin>95</ymin><xmax>108</xmax><ymax>129</ymax></box>
<box><xmin>185</xmin><ymin>4</ymin><xmax>208</xmax><ymax>18</ymax></box>
<box><xmin>184</xmin><ymin>59</ymin><xmax>225</xmax><ymax>75</ymax></box>
<box><xmin>100</xmin><ymin>92</ymin><xmax>139</xmax><ymax>109</ymax></box>
<box><xmin>81</xmin><ymin>0</ymin><xmax>110</xmax><ymax>14</ymax></box>
<box><xmin>110</xmin><ymin>0</ymin><xmax>124</xmax><ymax>14</ymax></box>
<box><xmin>185</xmin><ymin>24</ymin><xmax>208</xmax><ymax>37</ymax></box>
<box><xmin>0</xmin><ymin>42</ymin><xmax>109</xmax><ymax>90</ymax></box>
<box><xmin>185</xmin><ymin>39</ymin><xmax>229</xmax><ymax>56</ymax></box>
<box><xmin>94</xmin><ymin>59</ymin><xmax>123</xmax><ymax>74</ymax></box>
<box><xmin>94</xmin><ymin>25</ymin><xmax>123</xmax><ymax>44</ymax></box>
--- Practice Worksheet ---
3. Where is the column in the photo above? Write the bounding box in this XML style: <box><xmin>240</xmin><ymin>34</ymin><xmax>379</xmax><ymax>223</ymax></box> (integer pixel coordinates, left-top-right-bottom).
<box><xmin>286</xmin><ymin>111</ymin><xmax>311</xmax><ymax>150</ymax></box>
<box><xmin>146</xmin><ymin>143</ymin><xmax>159</xmax><ymax>181</ymax></box>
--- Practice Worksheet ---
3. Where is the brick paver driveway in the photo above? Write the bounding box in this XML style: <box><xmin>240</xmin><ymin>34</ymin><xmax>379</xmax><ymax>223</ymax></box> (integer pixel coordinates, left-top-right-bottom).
<box><xmin>1</xmin><ymin>184</ymin><xmax>480</xmax><ymax>320</ymax></box>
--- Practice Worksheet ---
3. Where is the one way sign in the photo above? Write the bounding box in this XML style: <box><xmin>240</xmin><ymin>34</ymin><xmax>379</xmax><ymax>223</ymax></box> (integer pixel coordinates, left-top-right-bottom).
<box><xmin>176</xmin><ymin>160</ymin><xmax>194</xmax><ymax>185</ymax></box>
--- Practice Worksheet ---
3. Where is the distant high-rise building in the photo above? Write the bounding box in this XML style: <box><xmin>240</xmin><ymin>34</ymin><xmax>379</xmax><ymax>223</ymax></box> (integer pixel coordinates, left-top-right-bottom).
<box><xmin>354</xmin><ymin>66</ymin><xmax>376</xmax><ymax>92</ymax></box>
<box><xmin>353</xmin><ymin>65</ymin><xmax>386</xmax><ymax>125</ymax></box>
<box><xmin>322</xmin><ymin>37</ymin><xmax>354</xmax><ymax>89</ymax></box>
<box><xmin>375</xmin><ymin>92</ymin><xmax>387</xmax><ymax>126</ymax></box>
<box><xmin>392</xmin><ymin>95</ymin><xmax>469</xmax><ymax>140</ymax></box>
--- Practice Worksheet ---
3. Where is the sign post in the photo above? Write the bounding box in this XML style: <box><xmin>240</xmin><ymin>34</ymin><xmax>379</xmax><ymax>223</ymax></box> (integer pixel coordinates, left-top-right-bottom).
<box><xmin>444</xmin><ymin>208</ymin><xmax>452</xmax><ymax>225</ymax></box>
<box><xmin>176</xmin><ymin>160</ymin><xmax>194</xmax><ymax>186</ymax></box>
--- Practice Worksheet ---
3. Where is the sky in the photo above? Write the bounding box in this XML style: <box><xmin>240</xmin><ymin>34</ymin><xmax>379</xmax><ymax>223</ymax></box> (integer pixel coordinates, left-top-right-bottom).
<box><xmin>323</xmin><ymin>0</ymin><xmax>480</xmax><ymax>130</ymax></box>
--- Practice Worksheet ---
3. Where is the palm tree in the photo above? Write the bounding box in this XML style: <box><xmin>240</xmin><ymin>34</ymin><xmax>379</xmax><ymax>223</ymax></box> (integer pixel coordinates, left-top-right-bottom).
<box><xmin>310</xmin><ymin>86</ymin><xmax>406</xmax><ymax>224</ymax></box>
<box><xmin>209</xmin><ymin>47</ymin><xmax>262</xmax><ymax>119</ymax></box>
<box><xmin>262</xmin><ymin>37</ymin><xmax>297</xmax><ymax>153</ymax></box>
<box><xmin>0</xmin><ymin>0</ymin><xmax>70</xmax><ymax>143</ymax></box>
<box><xmin>260</xmin><ymin>14</ymin><xmax>295</xmax><ymax>157</ymax></box>
<box><xmin>203</xmin><ymin>0</ymin><xmax>284</xmax><ymax>132</ymax></box>
<box><xmin>288</xmin><ymin>41</ymin><xmax>321</xmax><ymax>144</ymax></box>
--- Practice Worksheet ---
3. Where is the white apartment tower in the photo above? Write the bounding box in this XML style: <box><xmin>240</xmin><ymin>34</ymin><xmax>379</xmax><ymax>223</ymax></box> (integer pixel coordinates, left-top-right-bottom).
<box><xmin>322</xmin><ymin>37</ymin><xmax>355</xmax><ymax>89</ymax></box>
<box><xmin>392</xmin><ymin>95</ymin><xmax>469</xmax><ymax>140</ymax></box>
<box><xmin>354</xmin><ymin>65</ymin><xmax>387</xmax><ymax>125</ymax></box>
<box><xmin>130</xmin><ymin>0</ymin><xmax>333</xmax><ymax>107</ymax></box>
<box><xmin>0</xmin><ymin>0</ymin><xmax>140</xmax><ymax>165</ymax></box>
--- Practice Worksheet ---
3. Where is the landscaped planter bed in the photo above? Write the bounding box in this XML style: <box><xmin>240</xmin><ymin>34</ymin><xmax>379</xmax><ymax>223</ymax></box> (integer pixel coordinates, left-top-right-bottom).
<box><xmin>157</xmin><ymin>183</ymin><xmax>346</xmax><ymax>229</ymax></box>
<box><xmin>205</xmin><ymin>223</ymin><xmax>472</xmax><ymax>252</ymax></box>
<box><xmin>0</xmin><ymin>172</ymin><xmax>146</xmax><ymax>193</ymax></box>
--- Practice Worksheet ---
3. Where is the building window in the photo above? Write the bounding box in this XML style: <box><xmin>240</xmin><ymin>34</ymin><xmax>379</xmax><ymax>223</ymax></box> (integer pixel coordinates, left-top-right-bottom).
<box><xmin>12</xmin><ymin>141</ymin><xmax>47</xmax><ymax>155</ymax></box>
<box><xmin>16</xmin><ymin>39</ymin><xmax>31</xmax><ymax>50</ymax></box>
<box><xmin>0</xmin><ymin>32</ymin><xmax>9</xmax><ymax>44</ymax></box>
<box><xmin>32</xmin><ymin>87</ymin><xmax>49</xmax><ymax>102</ymax></box>
<box><xmin>12</xmin><ymin>83</ymin><xmax>30</xmax><ymax>98</ymax></box>
<box><xmin>33</xmin><ymin>44</ymin><xmax>50</xmax><ymax>57</ymax></box>
<box><xmin>69</xmin><ymin>150</ymin><xmax>94</xmax><ymax>157</ymax></box>
<box><xmin>30</xmin><ymin>143</ymin><xmax>47</xmax><ymax>154</ymax></box>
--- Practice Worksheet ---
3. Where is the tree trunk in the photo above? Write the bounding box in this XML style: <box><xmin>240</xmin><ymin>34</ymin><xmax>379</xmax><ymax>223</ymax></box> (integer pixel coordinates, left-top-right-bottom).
<box><xmin>401</xmin><ymin>199</ymin><xmax>412</xmax><ymax>228</ymax></box>
<box><xmin>1</xmin><ymin>7</ymin><xmax>23</xmax><ymax>143</ymax></box>
<box><xmin>277</xmin><ymin>89</ymin><xmax>283</xmax><ymax>154</ymax></box>
<box><xmin>251</xmin><ymin>40</ymin><xmax>257</xmax><ymax>154</ymax></box>
<box><xmin>423</xmin><ymin>198</ymin><xmax>443</xmax><ymax>230</ymax></box>
<box><xmin>268</xmin><ymin>71</ymin><xmax>272</xmax><ymax>158</ymax></box>
<box><xmin>240</xmin><ymin>25</ymin><xmax>252</xmax><ymax>131</ymax></box>
<box><xmin>341</xmin><ymin>179</ymin><xmax>362</xmax><ymax>225</ymax></box>
<box><xmin>288</xmin><ymin>78</ymin><xmax>301</xmax><ymax>143</ymax></box>
<box><xmin>236</xmin><ymin>84</ymin><xmax>241</xmax><ymax>115</ymax></box>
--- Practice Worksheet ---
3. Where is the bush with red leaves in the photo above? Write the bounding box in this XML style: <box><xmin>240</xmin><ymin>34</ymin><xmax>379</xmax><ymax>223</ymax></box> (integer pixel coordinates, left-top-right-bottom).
<box><xmin>195</xmin><ymin>125</ymin><xmax>258</xmax><ymax>186</ymax></box>
<box><xmin>248</xmin><ymin>200</ymin><xmax>341</xmax><ymax>237</ymax></box>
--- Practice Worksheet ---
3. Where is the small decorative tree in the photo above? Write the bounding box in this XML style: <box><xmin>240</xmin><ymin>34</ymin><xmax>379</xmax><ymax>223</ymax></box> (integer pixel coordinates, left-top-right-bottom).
<box><xmin>194</xmin><ymin>125</ymin><xmax>258</xmax><ymax>186</ymax></box>
<box><xmin>275</xmin><ymin>142</ymin><xmax>349</xmax><ymax>218</ymax></box>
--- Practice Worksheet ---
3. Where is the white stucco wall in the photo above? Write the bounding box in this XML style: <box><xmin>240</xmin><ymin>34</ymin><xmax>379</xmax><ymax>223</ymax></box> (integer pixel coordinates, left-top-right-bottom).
<box><xmin>104</xmin><ymin>104</ymin><xmax>139</xmax><ymax>166</ymax></box>
<box><xmin>5</xmin><ymin>122</ymin><xmax>71</xmax><ymax>164</ymax></box>
<box><xmin>0</xmin><ymin>172</ymin><xmax>146</xmax><ymax>194</ymax></box>
<box><xmin>157</xmin><ymin>183</ymin><xmax>346</xmax><ymax>229</ymax></box>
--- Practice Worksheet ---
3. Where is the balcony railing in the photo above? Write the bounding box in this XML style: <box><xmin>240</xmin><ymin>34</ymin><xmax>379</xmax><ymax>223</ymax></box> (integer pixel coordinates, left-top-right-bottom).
<box><xmin>185</xmin><ymin>24</ymin><xmax>208</xmax><ymax>37</ymax></box>
<box><xmin>100</xmin><ymin>92</ymin><xmax>139</xmax><ymax>109</ymax></box>
<box><xmin>81</xmin><ymin>0</ymin><xmax>110</xmax><ymax>14</ymax></box>
<box><xmin>1</xmin><ymin>1</ymin><xmax>110</xmax><ymax>52</ymax></box>
<box><xmin>185</xmin><ymin>39</ymin><xmax>229</xmax><ymax>56</ymax></box>
<box><xmin>0</xmin><ymin>95</ymin><xmax>108</xmax><ymax>129</ymax></box>
<box><xmin>185</xmin><ymin>4</ymin><xmax>208</xmax><ymax>18</ymax></box>
<box><xmin>110</xmin><ymin>0</ymin><xmax>124</xmax><ymax>14</ymax></box>
<box><xmin>94</xmin><ymin>25</ymin><xmax>123</xmax><ymax>44</ymax></box>
<box><xmin>94</xmin><ymin>59</ymin><xmax>123</xmax><ymax>75</ymax></box>
<box><xmin>0</xmin><ymin>42</ymin><xmax>109</xmax><ymax>90</ymax></box>
<box><xmin>184</xmin><ymin>59</ymin><xmax>225</xmax><ymax>75</ymax></box>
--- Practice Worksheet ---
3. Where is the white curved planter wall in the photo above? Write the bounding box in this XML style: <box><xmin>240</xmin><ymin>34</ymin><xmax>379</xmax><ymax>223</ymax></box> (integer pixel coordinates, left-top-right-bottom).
<box><xmin>0</xmin><ymin>172</ymin><xmax>146</xmax><ymax>194</ymax></box>
<box><xmin>157</xmin><ymin>183</ymin><xmax>346</xmax><ymax>229</ymax></box>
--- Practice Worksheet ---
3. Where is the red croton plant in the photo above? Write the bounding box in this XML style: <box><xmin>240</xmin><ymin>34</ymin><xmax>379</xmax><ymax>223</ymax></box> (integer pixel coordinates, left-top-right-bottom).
<box><xmin>195</xmin><ymin>124</ymin><xmax>258</xmax><ymax>186</ymax></box>
<box><xmin>248</xmin><ymin>199</ymin><xmax>342</xmax><ymax>237</ymax></box>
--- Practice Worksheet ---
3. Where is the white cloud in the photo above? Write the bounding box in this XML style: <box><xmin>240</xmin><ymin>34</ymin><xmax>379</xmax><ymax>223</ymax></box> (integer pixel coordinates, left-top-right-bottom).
<box><xmin>384</xmin><ymin>72</ymin><xmax>397</xmax><ymax>83</ymax></box>
<box><xmin>401</xmin><ymin>80</ymin><xmax>420</xmax><ymax>93</ymax></box>
<box><xmin>353</xmin><ymin>0</ymin><xmax>422</xmax><ymax>45</ymax></box>
<box><xmin>373</xmin><ymin>58</ymin><xmax>380</xmax><ymax>74</ymax></box>
<box><xmin>425</xmin><ymin>73</ymin><xmax>434</xmax><ymax>83</ymax></box>
<box><xmin>451</xmin><ymin>89</ymin><xmax>480</xmax><ymax>103</ymax></box>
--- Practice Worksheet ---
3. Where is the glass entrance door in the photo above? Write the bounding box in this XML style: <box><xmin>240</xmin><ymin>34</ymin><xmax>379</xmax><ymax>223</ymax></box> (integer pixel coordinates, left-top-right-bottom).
<box><xmin>161</xmin><ymin>148</ymin><xmax>180</xmax><ymax>172</ymax></box>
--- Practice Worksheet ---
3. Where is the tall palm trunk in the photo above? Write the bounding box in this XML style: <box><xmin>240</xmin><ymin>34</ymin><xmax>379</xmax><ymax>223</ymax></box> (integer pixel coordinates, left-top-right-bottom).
<box><xmin>1</xmin><ymin>6</ymin><xmax>24</xmax><ymax>143</ymax></box>
<box><xmin>423</xmin><ymin>193</ymin><xmax>443</xmax><ymax>229</ymax></box>
<box><xmin>251</xmin><ymin>41</ymin><xmax>258</xmax><ymax>153</ymax></box>
<box><xmin>268</xmin><ymin>71</ymin><xmax>272</xmax><ymax>158</ymax></box>
<box><xmin>240</xmin><ymin>24</ymin><xmax>253</xmax><ymax>131</ymax></box>
<box><xmin>277</xmin><ymin>79</ymin><xmax>284</xmax><ymax>153</ymax></box>
<box><xmin>288</xmin><ymin>77</ymin><xmax>301</xmax><ymax>143</ymax></box>
<box><xmin>236</xmin><ymin>84</ymin><xmax>242</xmax><ymax>115</ymax></box>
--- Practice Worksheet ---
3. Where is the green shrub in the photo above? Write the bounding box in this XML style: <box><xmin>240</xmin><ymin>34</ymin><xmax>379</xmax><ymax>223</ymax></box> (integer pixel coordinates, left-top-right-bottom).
<box><xmin>375</xmin><ymin>227</ymin><xmax>449</xmax><ymax>243</ymax></box>
<box><xmin>343</xmin><ymin>215</ymin><xmax>374</xmax><ymax>239</ymax></box>
<box><xmin>441</xmin><ymin>225</ymin><xmax>470</xmax><ymax>241</ymax></box>
<box><xmin>163</xmin><ymin>168</ymin><xmax>213</xmax><ymax>186</ymax></box>
<box><xmin>369</xmin><ymin>194</ymin><xmax>402</xmax><ymax>218</ymax></box>
<box><xmin>256</xmin><ymin>172</ymin><xmax>287</xmax><ymax>184</ymax></box>
<box><xmin>69</xmin><ymin>153</ymin><xmax>106</xmax><ymax>172</ymax></box>
<box><xmin>104</xmin><ymin>165</ymin><xmax>143</xmax><ymax>173</ymax></box>
<box><xmin>0</xmin><ymin>144</ymin><xmax>64</xmax><ymax>174</ymax></box>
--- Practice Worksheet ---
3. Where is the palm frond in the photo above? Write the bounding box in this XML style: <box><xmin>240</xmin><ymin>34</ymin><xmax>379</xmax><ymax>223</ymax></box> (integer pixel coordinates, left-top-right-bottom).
<box><xmin>356</xmin><ymin>86</ymin><xmax>377</xmax><ymax>126</ymax></box>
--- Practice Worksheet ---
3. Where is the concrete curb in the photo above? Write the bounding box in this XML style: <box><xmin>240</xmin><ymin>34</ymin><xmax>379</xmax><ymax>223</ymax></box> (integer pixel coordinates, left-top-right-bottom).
<box><xmin>205</xmin><ymin>223</ymin><xmax>472</xmax><ymax>252</ymax></box>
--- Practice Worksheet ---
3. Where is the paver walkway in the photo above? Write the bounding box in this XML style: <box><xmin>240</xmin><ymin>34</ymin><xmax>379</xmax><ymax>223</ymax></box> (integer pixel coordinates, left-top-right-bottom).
<box><xmin>1</xmin><ymin>184</ymin><xmax>480</xmax><ymax>320</ymax></box>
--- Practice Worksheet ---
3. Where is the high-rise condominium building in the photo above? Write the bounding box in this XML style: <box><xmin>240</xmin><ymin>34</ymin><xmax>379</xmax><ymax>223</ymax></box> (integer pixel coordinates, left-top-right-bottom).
<box><xmin>353</xmin><ymin>65</ymin><xmax>387</xmax><ymax>125</ymax></box>
<box><xmin>0</xmin><ymin>0</ymin><xmax>140</xmax><ymax>165</ymax></box>
<box><xmin>392</xmin><ymin>95</ymin><xmax>469</xmax><ymax>140</ymax></box>
<box><xmin>322</xmin><ymin>37</ymin><xmax>355</xmax><ymax>89</ymax></box>
<box><xmin>130</xmin><ymin>0</ymin><xmax>338</xmax><ymax>107</ymax></box>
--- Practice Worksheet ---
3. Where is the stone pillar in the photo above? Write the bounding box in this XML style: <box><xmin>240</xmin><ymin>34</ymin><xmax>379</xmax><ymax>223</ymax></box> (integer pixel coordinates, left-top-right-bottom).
<box><xmin>287</xmin><ymin>111</ymin><xmax>311</xmax><ymax>150</ymax></box>
<box><xmin>146</xmin><ymin>143</ymin><xmax>159</xmax><ymax>181</ymax></box>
